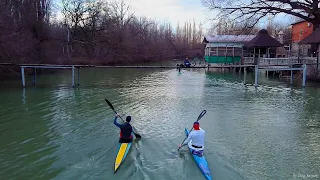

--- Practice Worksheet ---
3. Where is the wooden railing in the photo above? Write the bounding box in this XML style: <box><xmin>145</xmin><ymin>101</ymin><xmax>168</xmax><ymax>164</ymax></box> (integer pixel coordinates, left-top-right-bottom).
<box><xmin>244</xmin><ymin>57</ymin><xmax>317</xmax><ymax>65</ymax></box>
<box><xmin>243</xmin><ymin>57</ymin><xmax>254</xmax><ymax>64</ymax></box>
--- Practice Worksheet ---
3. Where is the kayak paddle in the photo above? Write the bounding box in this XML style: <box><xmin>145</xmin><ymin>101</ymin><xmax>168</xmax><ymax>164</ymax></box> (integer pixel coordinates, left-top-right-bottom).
<box><xmin>178</xmin><ymin>110</ymin><xmax>207</xmax><ymax>151</ymax></box>
<box><xmin>105</xmin><ymin>99</ymin><xmax>142</xmax><ymax>139</ymax></box>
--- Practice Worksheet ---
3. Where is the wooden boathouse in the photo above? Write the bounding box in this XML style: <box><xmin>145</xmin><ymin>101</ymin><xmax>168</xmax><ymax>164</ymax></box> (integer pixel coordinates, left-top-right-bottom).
<box><xmin>203</xmin><ymin>34</ymin><xmax>256</xmax><ymax>64</ymax></box>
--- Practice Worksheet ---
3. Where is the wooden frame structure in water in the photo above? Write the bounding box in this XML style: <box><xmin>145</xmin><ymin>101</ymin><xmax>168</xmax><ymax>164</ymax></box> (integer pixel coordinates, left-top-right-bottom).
<box><xmin>254</xmin><ymin>64</ymin><xmax>307</xmax><ymax>87</ymax></box>
<box><xmin>20</xmin><ymin>65</ymin><xmax>80</xmax><ymax>87</ymax></box>
<box><xmin>14</xmin><ymin>63</ymin><xmax>309</xmax><ymax>88</ymax></box>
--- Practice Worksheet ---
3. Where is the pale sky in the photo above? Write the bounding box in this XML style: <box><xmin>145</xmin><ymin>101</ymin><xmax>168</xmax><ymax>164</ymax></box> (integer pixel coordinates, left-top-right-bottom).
<box><xmin>55</xmin><ymin>0</ymin><xmax>293</xmax><ymax>34</ymax></box>
<box><xmin>124</xmin><ymin>0</ymin><xmax>215</xmax><ymax>31</ymax></box>
<box><xmin>113</xmin><ymin>0</ymin><xmax>293</xmax><ymax>33</ymax></box>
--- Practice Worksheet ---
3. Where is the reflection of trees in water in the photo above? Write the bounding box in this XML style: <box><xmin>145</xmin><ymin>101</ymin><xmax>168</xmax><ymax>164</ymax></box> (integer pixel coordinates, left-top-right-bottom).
<box><xmin>0</xmin><ymin>89</ymin><xmax>61</xmax><ymax>179</ymax></box>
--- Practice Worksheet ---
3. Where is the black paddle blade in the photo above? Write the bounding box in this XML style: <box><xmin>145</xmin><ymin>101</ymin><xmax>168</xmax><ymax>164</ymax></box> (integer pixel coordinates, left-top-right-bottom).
<box><xmin>134</xmin><ymin>132</ymin><xmax>142</xmax><ymax>139</ymax></box>
<box><xmin>197</xmin><ymin>110</ymin><xmax>207</xmax><ymax>121</ymax></box>
<box><xmin>105</xmin><ymin>99</ymin><xmax>115</xmax><ymax>112</ymax></box>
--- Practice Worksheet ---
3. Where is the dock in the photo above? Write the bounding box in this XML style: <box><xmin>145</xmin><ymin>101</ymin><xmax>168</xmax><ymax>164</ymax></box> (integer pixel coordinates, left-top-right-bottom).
<box><xmin>0</xmin><ymin>62</ymin><xmax>315</xmax><ymax>88</ymax></box>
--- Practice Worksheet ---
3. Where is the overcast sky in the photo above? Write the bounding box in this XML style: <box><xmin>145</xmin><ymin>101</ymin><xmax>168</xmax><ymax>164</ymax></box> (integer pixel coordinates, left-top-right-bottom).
<box><xmin>125</xmin><ymin>0</ymin><xmax>214</xmax><ymax>30</ymax></box>
<box><xmin>121</xmin><ymin>0</ymin><xmax>293</xmax><ymax>33</ymax></box>
<box><xmin>55</xmin><ymin>0</ymin><xmax>294</xmax><ymax>34</ymax></box>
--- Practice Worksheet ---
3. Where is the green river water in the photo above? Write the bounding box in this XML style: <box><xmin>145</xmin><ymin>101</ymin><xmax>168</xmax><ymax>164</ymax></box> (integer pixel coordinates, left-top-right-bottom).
<box><xmin>0</xmin><ymin>67</ymin><xmax>319</xmax><ymax>180</ymax></box>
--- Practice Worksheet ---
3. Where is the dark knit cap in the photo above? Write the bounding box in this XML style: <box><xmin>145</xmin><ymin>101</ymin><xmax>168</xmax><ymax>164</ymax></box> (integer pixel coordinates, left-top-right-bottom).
<box><xmin>126</xmin><ymin>116</ymin><xmax>131</xmax><ymax>122</ymax></box>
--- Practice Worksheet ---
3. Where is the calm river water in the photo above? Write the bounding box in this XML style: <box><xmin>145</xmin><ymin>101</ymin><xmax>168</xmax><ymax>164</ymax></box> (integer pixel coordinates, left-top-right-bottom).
<box><xmin>0</xmin><ymin>67</ymin><xmax>319</xmax><ymax>180</ymax></box>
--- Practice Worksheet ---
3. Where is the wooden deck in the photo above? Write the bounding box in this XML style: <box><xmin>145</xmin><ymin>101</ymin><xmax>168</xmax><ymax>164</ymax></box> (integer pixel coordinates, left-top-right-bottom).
<box><xmin>0</xmin><ymin>59</ymin><xmax>314</xmax><ymax>88</ymax></box>
<box><xmin>244</xmin><ymin>57</ymin><xmax>318</xmax><ymax>66</ymax></box>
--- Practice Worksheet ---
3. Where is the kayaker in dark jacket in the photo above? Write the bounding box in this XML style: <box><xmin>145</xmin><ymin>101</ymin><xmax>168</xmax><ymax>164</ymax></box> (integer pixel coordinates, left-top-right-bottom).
<box><xmin>114</xmin><ymin>113</ymin><xmax>133</xmax><ymax>143</ymax></box>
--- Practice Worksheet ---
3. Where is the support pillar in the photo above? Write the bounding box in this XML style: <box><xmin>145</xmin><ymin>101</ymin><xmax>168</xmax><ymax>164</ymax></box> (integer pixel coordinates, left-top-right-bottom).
<box><xmin>302</xmin><ymin>64</ymin><xmax>307</xmax><ymax>87</ymax></box>
<box><xmin>32</xmin><ymin>68</ymin><xmax>36</xmax><ymax>85</ymax></box>
<box><xmin>244</xmin><ymin>67</ymin><xmax>247</xmax><ymax>85</ymax></box>
<box><xmin>21</xmin><ymin>67</ymin><xmax>25</xmax><ymax>87</ymax></box>
<box><xmin>254</xmin><ymin>65</ymin><xmax>258</xmax><ymax>87</ymax></box>
<box><xmin>72</xmin><ymin>66</ymin><xmax>75</xmax><ymax>87</ymax></box>
<box><xmin>290</xmin><ymin>68</ymin><xmax>293</xmax><ymax>85</ymax></box>
<box><xmin>77</xmin><ymin>67</ymin><xmax>80</xmax><ymax>85</ymax></box>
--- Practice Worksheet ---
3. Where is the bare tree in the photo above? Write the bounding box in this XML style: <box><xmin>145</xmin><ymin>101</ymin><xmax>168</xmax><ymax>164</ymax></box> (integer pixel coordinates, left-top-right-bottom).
<box><xmin>207</xmin><ymin>17</ymin><xmax>260</xmax><ymax>35</ymax></box>
<box><xmin>202</xmin><ymin>0</ymin><xmax>320</xmax><ymax>30</ymax></box>
<box><xmin>192</xmin><ymin>20</ymin><xmax>197</xmax><ymax>45</ymax></box>
<box><xmin>0</xmin><ymin>0</ymin><xmax>205</xmax><ymax>67</ymax></box>
<box><xmin>0</xmin><ymin>0</ymin><xmax>53</xmax><ymax>64</ymax></box>
<box><xmin>197</xmin><ymin>23</ymin><xmax>203</xmax><ymax>42</ymax></box>
<box><xmin>266</xmin><ymin>22</ymin><xmax>292</xmax><ymax>45</ymax></box>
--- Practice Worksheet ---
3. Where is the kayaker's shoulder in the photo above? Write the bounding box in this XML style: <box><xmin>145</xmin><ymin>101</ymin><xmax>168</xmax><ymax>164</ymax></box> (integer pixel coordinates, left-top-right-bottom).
<box><xmin>199</xmin><ymin>128</ymin><xmax>206</xmax><ymax>132</ymax></box>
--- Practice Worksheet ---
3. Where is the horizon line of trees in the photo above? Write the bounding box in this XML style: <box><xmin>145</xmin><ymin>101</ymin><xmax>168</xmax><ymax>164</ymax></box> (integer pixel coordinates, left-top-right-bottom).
<box><xmin>0</xmin><ymin>0</ymin><xmax>206</xmax><ymax>65</ymax></box>
<box><xmin>2</xmin><ymin>0</ymin><xmax>316</xmax><ymax>66</ymax></box>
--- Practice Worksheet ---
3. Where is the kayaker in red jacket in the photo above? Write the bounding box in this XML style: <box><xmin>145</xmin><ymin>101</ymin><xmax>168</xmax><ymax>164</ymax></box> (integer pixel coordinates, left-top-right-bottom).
<box><xmin>114</xmin><ymin>113</ymin><xmax>133</xmax><ymax>143</ymax></box>
<box><xmin>178</xmin><ymin>122</ymin><xmax>205</xmax><ymax>156</ymax></box>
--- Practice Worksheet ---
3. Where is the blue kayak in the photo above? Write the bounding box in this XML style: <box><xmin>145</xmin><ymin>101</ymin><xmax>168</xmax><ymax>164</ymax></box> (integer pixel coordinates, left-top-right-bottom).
<box><xmin>185</xmin><ymin>128</ymin><xmax>212</xmax><ymax>180</ymax></box>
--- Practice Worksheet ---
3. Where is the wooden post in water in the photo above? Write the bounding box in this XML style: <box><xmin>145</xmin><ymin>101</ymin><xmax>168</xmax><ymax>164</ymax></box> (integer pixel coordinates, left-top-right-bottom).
<box><xmin>254</xmin><ymin>65</ymin><xmax>258</xmax><ymax>87</ymax></box>
<box><xmin>253</xmin><ymin>47</ymin><xmax>256</xmax><ymax>64</ymax></box>
<box><xmin>32</xmin><ymin>67</ymin><xmax>36</xmax><ymax>85</ymax></box>
<box><xmin>72</xmin><ymin>66</ymin><xmax>75</xmax><ymax>87</ymax></box>
<box><xmin>258</xmin><ymin>49</ymin><xmax>260</xmax><ymax>64</ymax></box>
<box><xmin>302</xmin><ymin>64</ymin><xmax>307</xmax><ymax>87</ymax></box>
<box><xmin>244</xmin><ymin>67</ymin><xmax>247</xmax><ymax>85</ymax></box>
<box><xmin>22</xmin><ymin>88</ymin><xmax>26</xmax><ymax>104</ymax></box>
<box><xmin>290</xmin><ymin>66</ymin><xmax>293</xmax><ymax>85</ymax></box>
<box><xmin>21</xmin><ymin>67</ymin><xmax>25</xmax><ymax>87</ymax></box>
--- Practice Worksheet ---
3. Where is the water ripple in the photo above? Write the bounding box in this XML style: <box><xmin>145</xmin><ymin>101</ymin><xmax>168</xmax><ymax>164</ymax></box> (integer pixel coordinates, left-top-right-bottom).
<box><xmin>0</xmin><ymin>68</ymin><xmax>320</xmax><ymax>180</ymax></box>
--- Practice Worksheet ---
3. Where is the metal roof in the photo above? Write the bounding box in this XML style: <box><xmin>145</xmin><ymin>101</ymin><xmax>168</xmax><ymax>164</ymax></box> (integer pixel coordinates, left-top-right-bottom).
<box><xmin>203</xmin><ymin>35</ymin><xmax>256</xmax><ymax>43</ymax></box>
<box><xmin>291</xmin><ymin>20</ymin><xmax>306</xmax><ymax>26</ymax></box>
